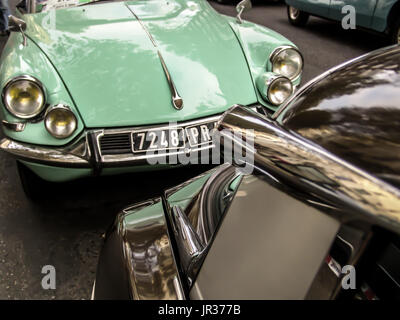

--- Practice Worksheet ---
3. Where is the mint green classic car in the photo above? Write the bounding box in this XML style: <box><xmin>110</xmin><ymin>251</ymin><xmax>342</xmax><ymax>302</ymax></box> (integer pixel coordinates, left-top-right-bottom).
<box><xmin>0</xmin><ymin>0</ymin><xmax>303</xmax><ymax>199</ymax></box>
<box><xmin>286</xmin><ymin>0</ymin><xmax>400</xmax><ymax>44</ymax></box>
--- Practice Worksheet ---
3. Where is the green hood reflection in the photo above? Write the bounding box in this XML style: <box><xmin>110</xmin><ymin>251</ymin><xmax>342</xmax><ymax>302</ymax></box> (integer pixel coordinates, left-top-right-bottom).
<box><xmin>25</xmin><ymin>0</ymin><xmax>257</xmax><ymax>128</ymax></box>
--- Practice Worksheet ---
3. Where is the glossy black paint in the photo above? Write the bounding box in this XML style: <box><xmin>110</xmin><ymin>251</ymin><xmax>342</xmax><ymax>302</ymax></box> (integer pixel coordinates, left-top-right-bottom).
<box><xmin>94</xmin><ymin>227</ymin><xmax>131</xmax><ymax>300</ymax></box>
<box><xmin>281</xmin><ymin>46</ymin><xmax>400</xmax><ymax>186</ymax></box>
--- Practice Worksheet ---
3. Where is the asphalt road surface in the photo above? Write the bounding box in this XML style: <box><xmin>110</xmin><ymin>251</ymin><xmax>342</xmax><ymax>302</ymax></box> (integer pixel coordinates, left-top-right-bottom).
<box><xmin>0</xmin><ymin>1</ymin><xmax>390</xmax><ymax>299</ymax></box>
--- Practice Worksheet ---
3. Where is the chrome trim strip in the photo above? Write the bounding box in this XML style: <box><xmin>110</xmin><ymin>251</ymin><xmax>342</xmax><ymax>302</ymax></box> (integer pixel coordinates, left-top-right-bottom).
<box><xmin>125</xmin><ymin>4</ymin><xmax>183</xmax><ymax>110</ymax></box>
<box><xmin>164</xmin><ymin>164</ymin><xmax>239</xmax><ymax>285</ymax></box>
<box><xmin>1</xmin><ymin>120</ymin><xmax>26</xmax><ymax>132</ymax></box>
<box><xmin>0</xmin><ymin>137</ymin><xmax>90</xmax><ymax>167</ymax></box>
<box><xmin>117</xmin><ymin>197</ymin><xmax>185</xmax><ymax>300</ymax></box>
<box><xmin>217</xmin><ymin>105</ymin><xmax>400</xmax><ymax>234</ymax></box>
<box><xmin>171</xmin><ymin>205</ymin><xmax>203</xmax><ymax>270</ymax></box>
<box><xmin>157</xmin><ymin>50</ymin><xmax>183</xmax><ymax>110</ymax></box>
<box><xmin>125</xmin><ymin>4</ymin><xmax>157</xmax><ymax>47</ymax></box>
<box><xmin>0</xmin><ymin>115</ymin><xmax>221</xmax><ymax>168</ymax></box>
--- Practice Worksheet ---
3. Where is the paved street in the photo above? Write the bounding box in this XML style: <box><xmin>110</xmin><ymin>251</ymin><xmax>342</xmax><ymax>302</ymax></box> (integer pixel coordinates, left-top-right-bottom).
<box><xmin>0</xmin><ymin>1</ymin><xmax>390</xmax><ymax>299</ymax></box>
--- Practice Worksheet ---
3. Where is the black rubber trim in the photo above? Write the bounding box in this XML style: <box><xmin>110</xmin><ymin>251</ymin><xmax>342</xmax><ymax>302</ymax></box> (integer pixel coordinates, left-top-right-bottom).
<box><xmin>87</xmin><ymin>132</ymin><xmax>103</xmax><ymax>176</ymax></box>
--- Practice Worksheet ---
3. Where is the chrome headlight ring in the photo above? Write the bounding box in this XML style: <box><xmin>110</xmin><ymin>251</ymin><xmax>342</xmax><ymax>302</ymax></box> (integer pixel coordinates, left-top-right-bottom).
<box><xmin>2</xmin><ymin>75</ymin><xmax>47</xmax><ymax>119</ymax></box>
<box><xmin>44</xmin><ymin>104</ymin><xmax>77</xmax><ymax>139</ymax></box>
<box><xmin>257</xmin><ymin>72</ymin><xmax>294</xmax><ymax>106</ymax></box>
<box><xmin>269</xmin><ymin>46</ymin><xmax>304</xmax><ymax>81</ymax></box>
<box><xmin>266</xmin><ymin>75</ymin><xmax>293</xmax><ymax>106</ymax></box>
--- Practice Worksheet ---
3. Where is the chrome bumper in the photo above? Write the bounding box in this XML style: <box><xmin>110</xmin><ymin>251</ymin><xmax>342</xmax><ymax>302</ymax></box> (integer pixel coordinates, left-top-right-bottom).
<box><xmin>0</xmin><ymin>137</ymin><xmax>91</xmax><ymax>167</ymax></box>
<box><xmin>0</xmin><ymin>115</ymin><xmax>221</xmax><ymax>172</ymax></box>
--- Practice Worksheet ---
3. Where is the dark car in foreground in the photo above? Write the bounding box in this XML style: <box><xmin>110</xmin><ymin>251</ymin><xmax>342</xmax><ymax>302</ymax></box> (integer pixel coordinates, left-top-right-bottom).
<box><xmin>93</xmin><ymin>45</ymin><xmax>400</xmax><ymax>299</ymax></box>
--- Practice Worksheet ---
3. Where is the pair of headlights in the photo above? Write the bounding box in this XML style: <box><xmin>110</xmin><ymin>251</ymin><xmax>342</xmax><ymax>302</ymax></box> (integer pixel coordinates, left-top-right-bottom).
<box><xmin>262</xmin><ymin>47</ymin><xmax>303</xmax><ymax>106</ymax></box>
<box><xmin>2</xmin><ymin>76</ymin><xmax>77</xmax><ymax>139</ymax></box>
<box><xmin>2</xmin><ymin>48</ymin><xmax>302</xmax><ymax>134</ymax></box>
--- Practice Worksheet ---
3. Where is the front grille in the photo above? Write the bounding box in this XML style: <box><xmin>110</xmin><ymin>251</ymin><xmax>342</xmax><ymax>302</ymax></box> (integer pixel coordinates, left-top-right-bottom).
<box><xmin>99</xmin><ymin>133</ymin><xmax>131</xmax><ymax>155</ymax></box>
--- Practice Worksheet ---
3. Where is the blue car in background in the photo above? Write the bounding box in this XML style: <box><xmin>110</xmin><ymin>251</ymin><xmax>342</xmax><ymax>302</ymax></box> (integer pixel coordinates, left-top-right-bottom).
<box><xmin>285</xmin><ymin>0</ymin><xmax>400</xmax><ymax>44</ymax></box>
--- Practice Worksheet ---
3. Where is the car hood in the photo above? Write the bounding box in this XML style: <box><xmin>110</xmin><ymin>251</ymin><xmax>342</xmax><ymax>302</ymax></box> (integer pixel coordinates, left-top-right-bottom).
<box><xmin>24</xmin><ymin>0</ymin><xmax>257</xmax><ymax>128</ymax></box>
<box><xmin>280</xmin><ymin>46</ymin><xmax>400</xmax><ymax>187</ymax></box>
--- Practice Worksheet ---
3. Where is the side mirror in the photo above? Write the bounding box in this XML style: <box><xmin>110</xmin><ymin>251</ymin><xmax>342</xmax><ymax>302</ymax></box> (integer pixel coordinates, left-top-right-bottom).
<box><xmin>236</xmin><ymin>0</ymin><xmax>252</xmax><ymax>24</ymax></box>
<box><xmin>8</xmin><ymin>15</ymin><xmax>27</xmax><ymax>32</ymax></box>
<box><xmin>8</xmin><ymin>15</ymin><xmax>27</xmax><ymax>46</ymax></box>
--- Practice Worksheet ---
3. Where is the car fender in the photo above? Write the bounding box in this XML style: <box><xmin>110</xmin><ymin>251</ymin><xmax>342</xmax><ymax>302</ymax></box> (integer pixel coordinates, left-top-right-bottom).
<box><xmin>0</xmin><ymin>33</ymin><xmax>84</xmax><ymax>146</ymax></box>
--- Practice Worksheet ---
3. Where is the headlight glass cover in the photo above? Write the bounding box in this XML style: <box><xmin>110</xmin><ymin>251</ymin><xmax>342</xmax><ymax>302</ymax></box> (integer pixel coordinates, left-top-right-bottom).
<box><xmin>45</xmin><ymin>105</ymin><xmax>77</xmax><ymax>139</ymax></box>
<box><xmin>3</xmin><ymin>76</ymin><xmax>46</xmax><ymax>119</ymax></box>
<box><xmin>268</xmin><ymin>76</ymin><xmax>293</xmax><ymax>106</ymax></box>
<box><xmin>271</xmin><ymin>47</ymin><xmax>303</xmax><ymax>80</ymax></box>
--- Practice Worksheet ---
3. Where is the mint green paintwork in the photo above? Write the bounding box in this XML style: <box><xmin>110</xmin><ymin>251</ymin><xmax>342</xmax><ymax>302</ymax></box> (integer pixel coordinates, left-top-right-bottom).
<box><xmin>226</xmin><ymin>16</ymin><xmax>301</xmax><ymax>110</ymax></box>
<box><xmin>286</xmin><ymin>0</ymin><xmax>398</xmax><ymax>32</ymax></box>
<box><xmin>167</xmin><ymin>171</ymin><xmax>213</xmax><ymax>209</ymax></box>
<box><xmin>22</xmin><ymin>160</ymin><xmax>175</xmax><ymax>182</ymax></box>
<box><xmin>20</xmin><ymin>160</ymin><xmax>93</xmax><ymax>182</ymax></box>
<box><xmin>0</xmin><ymin>0</ymin><xmax>301</xmax><ymax>182</ymax></box>
<box><xmin>21</xmin><ymin>0</ymin><xmax>257</xmax><ymax>128</ymax></box>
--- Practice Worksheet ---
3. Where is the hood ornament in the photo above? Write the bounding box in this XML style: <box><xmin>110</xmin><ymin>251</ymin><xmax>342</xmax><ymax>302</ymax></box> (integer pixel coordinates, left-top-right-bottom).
<box><xmin>8</xmin><ymin>15</ymin><xmax>28</xmax><ymax>46</ymax></box>
<box><xmin>236</xmin><ymin>0</ymin><xmax>252</xmax><ymax>24</ymax></box>
<box><xmin>157</xmin><ymin>51</ymin><xmax>183</xmax><ymax>110</ymax></box>
<box><xmin>126</xmin><ymin>4</ymin><xmax>183</xmax><ymax>110</ymax></box>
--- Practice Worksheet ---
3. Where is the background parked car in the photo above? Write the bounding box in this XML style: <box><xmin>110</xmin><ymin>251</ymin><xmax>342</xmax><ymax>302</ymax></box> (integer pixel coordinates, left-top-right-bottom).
<box><xmin>286</xmin><ymin>0</ymin><xmax>400</xmax><ymax>44</ymax></box>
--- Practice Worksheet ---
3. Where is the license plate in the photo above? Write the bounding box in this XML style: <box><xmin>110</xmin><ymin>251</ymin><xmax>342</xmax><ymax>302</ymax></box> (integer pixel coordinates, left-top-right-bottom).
<box><xmin>131</xmin><ymin>122</ymin><xmax>215</xmax><ymax>153</ymax></box>
<box><xmin>185</xmin><ymin>122</ymin><xmax>215</xmax><ymax>147</ymax></box>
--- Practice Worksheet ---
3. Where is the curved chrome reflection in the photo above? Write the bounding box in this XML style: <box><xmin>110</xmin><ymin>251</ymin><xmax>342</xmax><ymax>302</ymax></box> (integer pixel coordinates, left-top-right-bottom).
<box><xmin>125</xmin><ymin>4</ymin><xmax>183</xmax><ymax>110</ymax></box>
<box><xmin>165</xmin><ymin>164</ymin><xmax>240</xmax><ymax>285</ymax></box>
<box><xmin>0</xmin><ymin>137</ymin><xmax>90</xmax><ymax>167</ymax></box>
<box><xmin>272</xmin><ymin>45</ymin><xmax>400</xmax><ymax>120</ymax></box>
<box><xmin>157</xmin><ymin>50</ymin><xmax>183</xmax><ymax>110</ymax></box>
<box><xmin>216</xmin><ymin>105</ymin><xmax>400</xmax><ymax>234</ymax></box>
<box><xmin>116</xmin><ymin>198</ymin><xmax>184</xmax><ymax>300</ymax></box>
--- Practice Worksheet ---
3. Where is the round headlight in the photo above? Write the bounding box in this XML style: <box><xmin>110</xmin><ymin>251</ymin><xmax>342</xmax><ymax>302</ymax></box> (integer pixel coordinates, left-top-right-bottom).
<box><xmin>270</xmin><ymin>47</ymin><xmax>303</xmax><ymax>80</ymax></box>
<box><xmin>45</xmin><ymin>105</ymin><xmax>77</xmax><ymax>139</ymax></box>
<box><xmin>267</xmin><ymin>76</ymin><xmax>293</xmax><ymax>106</ymax></box>
<box><xmin>3</xmin><ymin>76</ymin><xmax>46</xmax><ymax>119</ymax></box>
